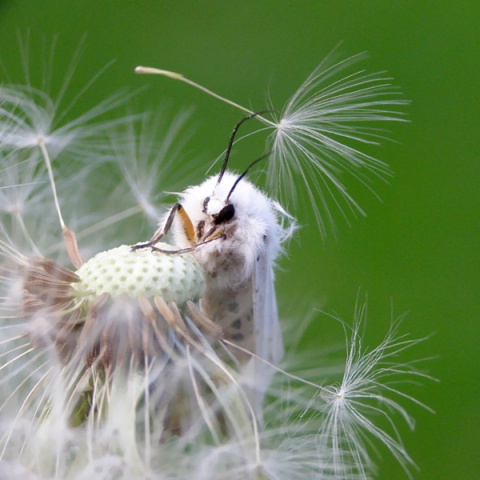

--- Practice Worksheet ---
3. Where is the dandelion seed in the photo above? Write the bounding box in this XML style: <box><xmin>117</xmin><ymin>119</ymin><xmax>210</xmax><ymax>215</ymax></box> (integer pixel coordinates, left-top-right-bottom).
<box><xmin>268</xmin><ymin>52</ymin><xmax>408</xmax><ymax>236</ymax></box>
<box><xmin>307</xmin><ymin>304</ymin><xmax>433</xmax><ymax>479</ymax></box>
<box><xmin>107</xmin><ymin>109</ymin><xmax>196</xmax><ymax>224</ymax></box>
<box><xmin>136</xmin><ymin>51</ymin><xmax>407</xmax><ymax>237</ymax></box>
<box><xmin>0</xmin><ymin>38</ymin><xmax>148</xmax><ymax>261</ymax></box>
<box><xmin>0</xmin><ymin>80</ymin><xmax>132</xmax><ymax>164</ymax></box>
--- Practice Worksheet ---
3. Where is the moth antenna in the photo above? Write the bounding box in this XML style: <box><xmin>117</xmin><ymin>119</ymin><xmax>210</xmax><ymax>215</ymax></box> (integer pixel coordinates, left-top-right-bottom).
<box><xmin>134</xmin><ymin>66</ymin><xmax>276</xmax><ymax>127</ymax></box>
<box><xmin>226</xmin><ymin>151</ymin><xmax>271</xmax><ymax>202</ymax></box>
<box><xmin>217</xmin><ymin>111</ymin><xmax>272</xmax><ymax>186</ymax></box>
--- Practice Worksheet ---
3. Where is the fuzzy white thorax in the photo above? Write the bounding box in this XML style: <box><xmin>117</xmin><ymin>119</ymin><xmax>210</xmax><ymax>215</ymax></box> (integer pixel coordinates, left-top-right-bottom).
<box><xmin>170</xmin><ymin>171</ymin><xmax>286</xmax><ymax>292</ymax></box>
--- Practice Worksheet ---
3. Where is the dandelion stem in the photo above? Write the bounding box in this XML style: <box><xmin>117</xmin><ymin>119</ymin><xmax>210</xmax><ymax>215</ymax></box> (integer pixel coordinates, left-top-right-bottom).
<box><xmin>135</xmin><ymin>66</ymin><xmax>276</xmax><ymax>127</ymax></box>
<box><xmin>37</xmin><ymin>137</ymin><xmax>66</xmax><ymax>230</ymax></box>
<box><xmin>37</xmin><ymin>137</ymin><xmax>83</xmax><ymax>267</ymax></box>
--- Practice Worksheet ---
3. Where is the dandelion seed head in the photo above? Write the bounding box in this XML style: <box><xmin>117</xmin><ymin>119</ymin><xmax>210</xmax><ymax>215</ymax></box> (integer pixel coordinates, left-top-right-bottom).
<box><xmin>74</xmin><ymin>243</ymin><xmax>206</xmax><ymax>304</ymax></box>
<box><xmin>0</xmin><ymin>43</ymin><xmax>429</xmax><ymax>480</ymax></box>
<box><xmin>1</xmin><ymin>242</ymin><xmax>430</xmax><ymax>479</ymax></box>
<box><xmin>277</xmin><ymin>117</ymin><xmax>292</xmax><ymax>130</ymax></box>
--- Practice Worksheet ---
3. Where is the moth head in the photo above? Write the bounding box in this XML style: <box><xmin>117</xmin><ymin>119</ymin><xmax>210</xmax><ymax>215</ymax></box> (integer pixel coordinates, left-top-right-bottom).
<box><xmin>202</xmin><ymin>186</ymin><xmax>236</xmax><ymax>231</ymax></box>
<box><xmin>181</xmin><ymin>113</ymin><xmax>273</xmax><ymax>246</ymax></box>
<box><xmin>202</xmin><ymin>148</ymin><xmax>269</xmax><ymax>230</ymax></box>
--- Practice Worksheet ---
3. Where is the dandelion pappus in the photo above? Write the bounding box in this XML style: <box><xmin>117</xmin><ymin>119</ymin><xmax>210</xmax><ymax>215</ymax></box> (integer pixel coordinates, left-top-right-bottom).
<box><xmin>136</xmin><ymin>57</ymin><xmax>408</xmax><ymax>238</ymax></box>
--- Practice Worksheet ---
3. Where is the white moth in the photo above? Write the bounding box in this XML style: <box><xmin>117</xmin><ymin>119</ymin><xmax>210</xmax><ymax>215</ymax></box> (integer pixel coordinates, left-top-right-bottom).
<box><xmin>134</xmin><ymin>115</ymin><xmax>292</xmax><ymax>373</ymax></box>
<box><xmin>131</xmin><ymin>116</ymin><xmax>294</xmax><ymax>417</ymax></box>
<box><xmin>172</xmin><ymin>171</ymin><xmax>285</xmax><ymax>363</ymax></box>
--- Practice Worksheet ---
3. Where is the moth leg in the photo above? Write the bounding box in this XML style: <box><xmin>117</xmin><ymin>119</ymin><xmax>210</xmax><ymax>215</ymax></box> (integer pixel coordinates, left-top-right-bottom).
<box><xmin>151</xmin><ymin>233</ymin><xmax>226</xmax><ymax>255</ymax></box>
<box><xmin>132</xmin><ymin>203</ymin><xmax>195</xmax><ymax>251</ymax></box>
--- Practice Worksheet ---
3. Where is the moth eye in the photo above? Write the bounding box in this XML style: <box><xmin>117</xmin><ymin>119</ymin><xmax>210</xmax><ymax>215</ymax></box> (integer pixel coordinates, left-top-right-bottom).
<box><xmin>202</xmin><ymin>196</ymin><xmax>210</xmax><ymax>212</ymax></box>
<box><xmin>214</xmin><ymin>203</ymin><xmax>235</xmax><ymax>224</ymax></box>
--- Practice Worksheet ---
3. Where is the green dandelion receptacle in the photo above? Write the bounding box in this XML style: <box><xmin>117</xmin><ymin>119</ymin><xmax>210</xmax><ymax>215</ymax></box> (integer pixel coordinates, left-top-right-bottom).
<box><xmin>20</xmin><ymin>243</ymin><xmax>212</xmax><ymax>372</ymax></box>
<box><xmin>73</xmin><ymin>243</ymin><xmax>206</xmax><ymax>305</ymax></box>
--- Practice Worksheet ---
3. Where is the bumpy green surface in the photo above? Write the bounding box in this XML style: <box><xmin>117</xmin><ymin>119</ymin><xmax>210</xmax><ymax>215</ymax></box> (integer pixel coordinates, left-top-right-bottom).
<box><xmin>74</xmin><ymin>243</ymin><xmax>206</xmax><ymax>304</ymax></box>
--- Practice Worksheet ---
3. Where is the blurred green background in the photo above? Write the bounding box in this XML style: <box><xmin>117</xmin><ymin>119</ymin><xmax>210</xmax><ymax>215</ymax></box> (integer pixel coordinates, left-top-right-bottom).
<box><xmin>0</xmin><ymin>1</ymin><xmax>478</xmax><ymax>478</ymax></box>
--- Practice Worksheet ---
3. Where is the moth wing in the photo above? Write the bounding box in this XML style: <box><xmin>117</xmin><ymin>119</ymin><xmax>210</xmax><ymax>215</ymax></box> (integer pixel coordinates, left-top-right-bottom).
<box><xmin>253</xmin><ymin>250</ymin><xmax>283</xmax><ymax>363</ymax></box>
<box><xmin>247</xmin><ymin>251</ymin><xmax>283</xmax><ymax>421</ymax></box>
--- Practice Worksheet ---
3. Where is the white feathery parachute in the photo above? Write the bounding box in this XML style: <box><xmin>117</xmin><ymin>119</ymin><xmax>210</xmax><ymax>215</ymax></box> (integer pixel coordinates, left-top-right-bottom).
<box><xmin>136</xmin><ymin>51</ymin><xmax>407</xmax><ymax>237</ymax></box>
